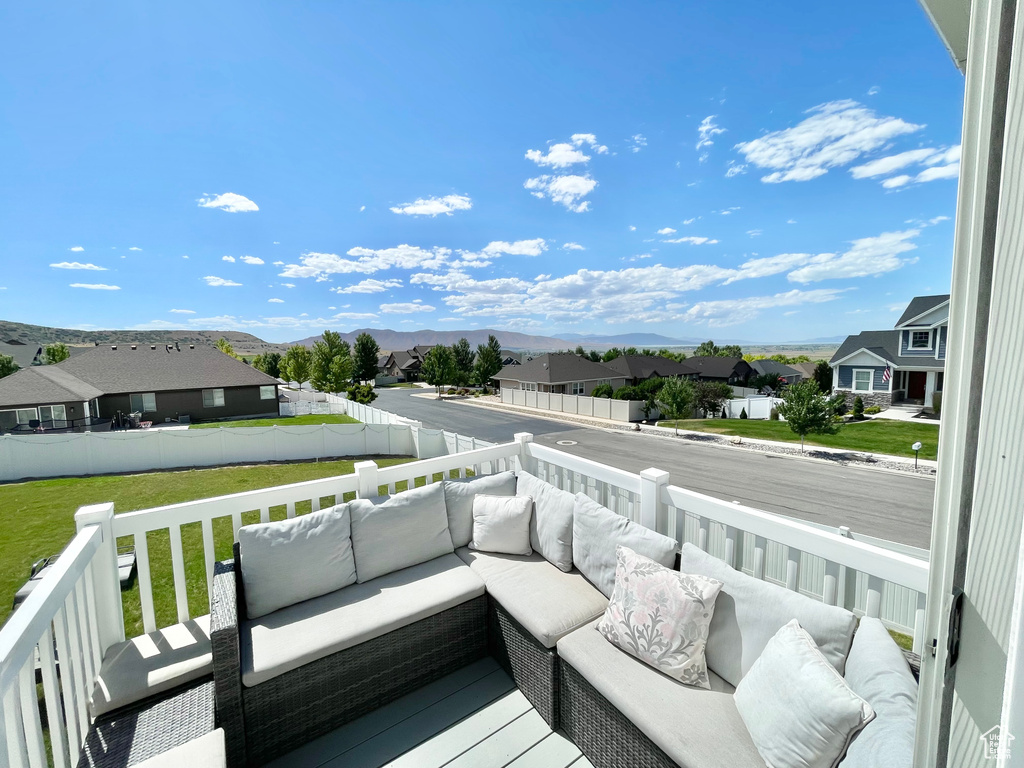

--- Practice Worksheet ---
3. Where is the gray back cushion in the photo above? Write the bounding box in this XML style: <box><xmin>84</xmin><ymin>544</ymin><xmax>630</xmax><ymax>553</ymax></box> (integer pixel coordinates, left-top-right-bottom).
<box><xmin>238</xmin><ymin>503</ymin><xmax>357</xmax><ymax>619</ymax></box>
<box><xmin>442</xmin><ymin>471</ymin><xmax>517</xmax><ymax>548</ymax></box>
<box><xmin>572</xmin><ymin>493</ymin><xmax>676</xmax><ymax>596</ymax></box>
<box><xmin>678</xmin><ymin>543</ymin><xmax>857</xmax><ymax>688</ymax></box>
<box><xmin>842</xmin><ymin>617</ymin><xmax>918</xmax><ymax>768</ymax></box>
<box><xmin>350</xmin><ymin>482</ymin><xmax>455</xmax><ymax>582</ymax></box>
<box><xmin>516</xmin><ymin>470</ymin><xmax>575</xmax><ymax>571</ymax></box>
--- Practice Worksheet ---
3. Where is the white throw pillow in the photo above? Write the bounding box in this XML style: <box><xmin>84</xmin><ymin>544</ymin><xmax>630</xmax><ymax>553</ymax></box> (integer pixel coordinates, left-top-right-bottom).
<box><xmin>516</xmin><ymin>470</ymin><xmax>575</xmax><ymax>571</ymax></box>
<box><xmin>469</xmin><ymin>494</ymin><xmax>534</xmax><ymax>556</ymax></box>
<box><xmin>734</xmin><ymin>620</ymin><xmax>875</xmax><ymax>768</ymax></box>
<box><xmin>238</xmin><ymin>503</ymin><xmax>357</xmax><ymax>619</ymax></box>
<box><xmin>443</xmin><ymin>471</ymin><xmax>517</xmax><ymax>548</ymax></box>
<box><xmin>598</xmin><ymin>546</ymin><xmax>723</xmax><ymax>688</ymax></box>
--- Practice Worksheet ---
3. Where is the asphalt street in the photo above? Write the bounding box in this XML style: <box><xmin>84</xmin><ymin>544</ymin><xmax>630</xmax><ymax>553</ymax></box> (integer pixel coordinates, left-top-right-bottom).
<box><xmin>374</xmin><ymin>388</ymin><xmax>936</xmax><ymax>548</ymax></box>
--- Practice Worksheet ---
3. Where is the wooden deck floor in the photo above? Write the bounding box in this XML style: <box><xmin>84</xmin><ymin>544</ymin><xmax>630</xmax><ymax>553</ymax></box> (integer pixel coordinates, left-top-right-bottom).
<box><xmin>264</xmin><ymin>657</ymin><xmax>593</xmax><ymax>768</ymax></box>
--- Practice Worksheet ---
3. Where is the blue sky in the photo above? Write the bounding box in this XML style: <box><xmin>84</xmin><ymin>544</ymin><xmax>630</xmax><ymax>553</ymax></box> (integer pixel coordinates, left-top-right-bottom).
<box><xmin>0</xmin><ymin>2</ymin><xmax>964</xmax><ymax>344</ymax></box>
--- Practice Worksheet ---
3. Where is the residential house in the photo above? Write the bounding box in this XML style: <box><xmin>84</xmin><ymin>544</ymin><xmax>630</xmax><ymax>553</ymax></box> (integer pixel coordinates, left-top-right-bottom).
<box><xmin>599</xmin><ymin>354</ymin><xmax>699</xmax><ymax>386</ymax></box>
<box><xmin>787</xmin><ymin>361</ymin><xmax>819</xmax><ymax>383</ymax></box>
<box><xmin>683</xmin><ymin>356</ymin><xmax>753</xmax><ymax>385</ymax></box>
<box><xmin>830</xmin><ymin>294</ymin><xmax>948</xmax><ymax>410</ymax></box>
<box><xmin>382</xmin><ymin>345</ymin><xmax>436</xmax><ymax>382</ymax></box>
<box><xmin>748</xmin><ymin>358</ymin><xmax>802</xmax><ymax>386</ymax></box>
<box><xmin>496</xmin><ymin>353</ymin><xmax>627</xmax><ymax>395</ymax></box>
<box><xmin>0</xmin><ymin>343</ymin><xmax>280</xmax><ymax>431</ymax></box>
<box><xmin>0</xmin><ymin>339</ymin><xmax>89</xmax><ymax>370</ymax></box>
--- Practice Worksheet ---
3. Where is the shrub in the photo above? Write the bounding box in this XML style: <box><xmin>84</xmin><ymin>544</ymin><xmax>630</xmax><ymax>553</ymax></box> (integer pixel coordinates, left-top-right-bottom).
<box><xmin>591</xmin><ymin>383</ymin><xmax>614</xmax><ymax>399</ymax></box>
<box><xmin>864</xmin><ymin>405</ymin><xmax>882</xmax><ymax>414</ymax></box>
<box><xmin>852</xmin><ymin>396</ymin><xmax>865</xmax><ymax>419</ymax></box>
<box><xmin>721</xmin><ymin>407</ymin><xmax>728</xmax><ymax>419</ymax></box>
<box><xmin>346</xmin><ymin>383</ymin><xmax>377</xmax><ymax>405</ymax></box>
<box><xmin>612</xmin><ymin>385</ymin><xmax>642</xmax><ymax>401</ymax></box>
<box><xmin>446</xmin><ymin>388</ymin><xmax>457</xmax><ymax>395</ymax></box>
<box><xmin>739</xmin><ymin>407</ymin><xmax>748</xmax><ymax>419</ymax></box>
<box><xmin>769</xmin><ymin>407</ymin><xmax>780</xmax><ymax>421</ymax></box>
<box><xmin>933</xmin><ymin>391</ymin><xmax>942</xmax><ymax>415</ymax></box>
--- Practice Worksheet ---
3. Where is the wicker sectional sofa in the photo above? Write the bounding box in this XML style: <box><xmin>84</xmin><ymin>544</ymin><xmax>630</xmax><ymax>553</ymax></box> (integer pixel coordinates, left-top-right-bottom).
<box><xmin>210</xmin><ymin>469</ymin><xmax>920</xmax><ymax>768</ymax></box>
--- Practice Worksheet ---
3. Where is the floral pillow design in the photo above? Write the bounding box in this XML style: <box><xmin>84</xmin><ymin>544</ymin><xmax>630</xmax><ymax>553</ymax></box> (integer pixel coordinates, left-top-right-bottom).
<box><xmin>597</xmin><ymin>545</ymin><xmax>723</xmax><ymax>689</ymax></box>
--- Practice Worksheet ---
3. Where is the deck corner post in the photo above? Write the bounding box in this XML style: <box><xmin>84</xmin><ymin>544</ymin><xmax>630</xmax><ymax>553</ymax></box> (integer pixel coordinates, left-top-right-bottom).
<box><xmin>75</xmin><ymin>501</ymin><xmax>125</xmax><ymax>651</ymax></box>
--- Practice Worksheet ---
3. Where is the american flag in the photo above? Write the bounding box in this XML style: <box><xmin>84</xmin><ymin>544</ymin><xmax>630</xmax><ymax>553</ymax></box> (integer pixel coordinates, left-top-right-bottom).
<box><xmin>883</xmin><ymin>365</ymin><xmax>891</xmax><ymax>383</ymax></box>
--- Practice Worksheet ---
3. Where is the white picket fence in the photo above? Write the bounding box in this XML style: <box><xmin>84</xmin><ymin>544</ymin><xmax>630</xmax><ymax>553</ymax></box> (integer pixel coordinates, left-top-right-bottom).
<box><xmin>280</xmin><ymin>401</ymin><xmax>347</xmax><ymax>416</ymax></box>
<box><xmin>501</xmin><ymin>388</ymin><xmax>656</xmax><ymax>422</ymax></box>
<box><xmin>725</xmin><ymin>395</ymin><xmax>785</xmax><ymax>420</ymax></box>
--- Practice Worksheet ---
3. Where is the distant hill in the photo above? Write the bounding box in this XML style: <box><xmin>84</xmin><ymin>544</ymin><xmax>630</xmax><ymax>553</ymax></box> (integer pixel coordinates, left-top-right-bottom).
<box><xmin>556</xmin><ymin>332</ymin><xmax>707</xmax><ymax>346</ymax></box>
<box><xmin>290</xmin><ymin>328</ymin><xmax>573</xmax><ymax>352</ymax></box>
<box><xmin>0</xmin><ymin>320</ymin><xmax>285</xmax><ymax>356</ymax></box>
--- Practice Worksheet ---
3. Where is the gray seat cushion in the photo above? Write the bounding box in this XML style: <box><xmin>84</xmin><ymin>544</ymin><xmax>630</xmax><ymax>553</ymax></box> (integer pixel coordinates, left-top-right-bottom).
<box><xmin>456</xmin><ymin>547</ymin><xmax>608</xmax><ymax>648</ymax></box>
<box><xmin>557</xmin><ymin>619</ymin><xmax>764</xmax><ymax>768</ymax></box>
<box><xmin>842</xmin><ymin>618</ymin><xmax>919</xmax><ymax>768</ymax></box>
<box><xmin>443</xmin><ymin>471</ymin><xmax>517</xmax><ymax>548</ymax></box>
<box><xmin>516</xmin><ymin>470</ymin><xmax>575</xmax><ymax>571</ymax></box>
<box><xmin>572</xmin><ymin>493</ymin><xmax>677</xmax><ymax>597</ymax></box>
<box><xmin>134</xmin><ymin>728</ymin><xmax>226</xmax><ymax>768</ymax></box>
<box><xmin>679</xmin><ymin>543</ymin><xmax>857</xmax><ymax>688</ymax></box>
<box><xmin>350</xmin><ymin>482</ymin><xmax>455</xmax><ymax>583</ymax></box>
<box><xmin>90</xmin><ymin>615</ymin><xmax>212</xmax><ymax>718</ymax></box>
<box><xmin>241</xmin><ymin>553</ymin><xmax>484</xmax><ymax>687</ymax></box>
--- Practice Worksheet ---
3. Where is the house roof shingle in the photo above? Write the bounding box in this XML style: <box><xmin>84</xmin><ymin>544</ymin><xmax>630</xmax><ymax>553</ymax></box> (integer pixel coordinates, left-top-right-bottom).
<box><xmin>749</xmin><ymin>359</ymin><xmax>800</xmax><ymax>378</ymax></box>
<box><xmin>895</xmin><ymin>294</ymin><xmax>949</xmax><ymax>327</ymax></box>
<box><xmin>496</xmin><ymin>353</ymin><xmax>621</xmax><ymax>384</ymax></box>
<box><xmin>0</xmin><ymin>366</ymin><xmax>104</xmax><ymax>409</ymax></box>
<box><xmin>830</xmin><ymin>330</ymin><xmax>945</xmax><ymax>369</ymax></box>
<box><xmin>599</xmin><ymin>355</ymin><xmax>698</xmax><ymax>380</ymax></box>
<box><xmin>683</xmin><ymin>356</ymin><xmax>750</xmax><ymax>379</ymax></box>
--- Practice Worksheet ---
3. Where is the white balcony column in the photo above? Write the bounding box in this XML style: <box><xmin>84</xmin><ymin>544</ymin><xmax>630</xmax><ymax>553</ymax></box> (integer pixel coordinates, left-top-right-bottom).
<box><xmin>354</xmin><ymin>460</ymin><xmax>379</xmax><ymax>498</ymax></box>
<box><xmin>513</xmin><ymin>432</ymin><xmax>534</xmax><ymax>475</ymax></box>
<box><xmin>74</xmin><ymin>502</ymin><xmax>125</xmax><ymax>653</ymax></box>
<box><xmin>639</xmin><ymin>468</ymin><xmax>670</xmax><ymax>534</ymax></box>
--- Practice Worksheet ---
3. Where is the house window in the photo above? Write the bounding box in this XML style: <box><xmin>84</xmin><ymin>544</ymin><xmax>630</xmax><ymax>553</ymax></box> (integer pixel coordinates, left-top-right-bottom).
<box><xmin>571</xmin><ymin>382</ymin><xmax>585</xmax><ymax>395</ymax></box>
<box><xmin>130</xmin><ymin>393</ymin><xmax>157</xmax><ymax>412</ymax></box>
<box><xmin>911</xmin><ymin>330</ymin><xmax>932</xmax><ymax>349</ymax></box>
<box><xmin>519</xmin><ymin>382</ymin><xmax>537</xmax><ymax>392</ymax></box>
<box><xmin>39</xmin><ymin>405</ymin><xmax>67</xmax><ymax>425</ymax></box>
<box><xmin>203</xmin><ymin>388</ymin><xmax>225</xmax><ymax>408</ymax></box>
<box><xmin>0</xmin><ymin>409</ymin><xmax>38</xmax><ymax>430</ymax></box>
<box><xmin>853</xmin><ymin>370</ymin><xmax>873</xmax><ymax>392</ymax></box>
<box><xmin>260</xmin><ymin>385</ymin><xmax>276</xmax><ymax>400</ymax></box>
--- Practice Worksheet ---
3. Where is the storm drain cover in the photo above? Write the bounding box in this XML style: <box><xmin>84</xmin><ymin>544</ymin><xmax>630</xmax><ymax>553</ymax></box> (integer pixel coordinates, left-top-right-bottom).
<box><xmin>557</xmin><ymin>440</ymin><xmax>578</xmax><ymax>446</ymax></box>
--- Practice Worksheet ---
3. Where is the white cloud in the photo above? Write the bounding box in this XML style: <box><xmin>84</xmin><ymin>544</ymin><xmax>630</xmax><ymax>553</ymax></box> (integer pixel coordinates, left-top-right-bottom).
<box><xmin>333</xmin><ymin>311</ymin><xmax>379</xmax><ymax>321</ymax></box>
<box><xmin>570</xmin><ymin>134</ymin><xmax>608</xmax><ymax>153</ymax></box>
<box><xmin>129</xmin><ymin>246</ymin><xmax>142</xmax><ymax>251</ymax></box>
<box><xmin>182</xmin><ymin>255</ymin><xmax>190</xmax><ymax>259</ymax></box>
<box><xmin>629</xmin><ymin>225</ymin><xmax>637</xmax><ymax>231</ymax></box>
<box><xmin>333</xmin><ymin>278</ymin><xmax>404</xmax><ymax>294</ymax></box>
<box><xmin>480</xmin><ymin>239</ymin><xmax>547</xmax><ymax>257</ymax></box>
<box><xmin>69</xmin><ymin>246</ymin><xmax>84</xmax><ymax>252</ymax></box>
<box><xmin>279</xmin><ymin>245</ymin><xmax>451</xmax><ymax>279</ymax></box>
<box><xmin>51</xmin><ymin>261</ymin><xmax>107</xmax><ymax>270</ymax></box>
<box><xmin>272</xmin><ymin>260</ymin><xmax>284</xmax><ymax>266</ymax></box>
<box><xmin>657</xmin><ymin>227</ymin><xmax>677</xmax><ymax>235</ymax></box>
<box><xmin>787</xmin><ymin>219</ymin><xmax>797</xmax><ymax>224</ymax></box>
<box><xmin>747</xmin><ymin>229</ymin><xmax>763</xmax><ymax>237</ymax></box>
<box><xmin>723</xmin><ymin>253</ymin><xmax>815</xmax><ymax>284</ymax></box>
<box><xmin>197</xmin><ymin>192</ymin><xmax>259</xmax><ymax>213</ymax></box>
<box><xmin>562</xmin><ymin>242</ymin><xmax>585</xmax><ymax>251</ymax></box>
<box><xmin>684</xmin><ymin>288</ymin><xmax>846</xmax><ymax>327</ymax></box>
<box><xmin>268</xmin><ymin>298</ymin><xmax>284</xmax><ymax>303</ymax></box>
<box><xmin>524</xmin><ymin>174</ymin><xmax>597</xmax><ymax>212</ymax></box>
<box><xmin>696</xmin><ymin>116</ymin><xmax>726</xmax><ymax>152</ymax></box>
<box><xmin>725</xmin><ymin>162</ymin><xmax>747</xmax><ymax>177</ymax></box>
<box><xmin>359</xmin><ymin>206</ymin><xmax>366</xmax><ymax>212</ymax></box>
<box><xmin>390</xmin><ymin>194</ymin><xmax>473</xmax><ymax>216</ymax></box>
<box><xmin>882</xmin><ymin>175</ymin><xmax>913</xmax><ymax>189</ymax></box>
<box><xmin>929</xmin><ymin>215</ymin><xmax>951</xmax><ymax>225</ymax></box>
<box><xmin>787</xmin><ymin>229</ymin><xmax>920</xmax><ymax>283</ymax></box>
<box><xmin>169</xmin><ymin>309</ymin><xmax>195</xmax><ymax>314</ymax></box>
<box><xmin>240</xmin><ymin>255</ymin><xmax>264</xmax><ymax>265</ymax></box>
<box><xmin>282</xmin><ymin>283</ymin><xmax>295</xmax><ymax>288</ymax></box>
<box><xmin>849</xmin><ymin>148</ymin><xmax>940</xmax><ymax>178</ymax></box>
<box><xmin>629</xmin><ymin>134</ymin><xmax>648</xmax><ymax>153</ymax></box>
<box><xmin>734</xmin><ymin>100</ymin><xmax>925</xmax><ymax>183</ymax></box>
<box><xmin>70</xmin><ymin>283</ymin><xmax>120</xmax><ymax>290</ymax></box>
<box><xmin>222</xmin><ymin>255</ymin><xmax>236</xmax><ymax>262</ymax></box>
<box><xmin>525</xmin><ymin>143</ymin><xmax>591</xmax><ymax>168</ymax></box>
<box><xmin>380</xmin><ymin>301</ymin><xmax>436</xmax><ymax>314</ymax></box>
<box><xmin>682</xmin><ymin>218</ymin><xmax>696</xmax><ymax>225</ymax></box>
<box><xmin>661</xmin><ymin>236</ymin><xmax>719</xmax><ymax>245</ymax></box>
<box><xmin>868</xmin><ymin>86</ymin><xmax>881</xmax><ymax>96</ymax></box>
<box><xmin>915</xmin><ymin>163</ymin><xmax>960</xmax><ymax>183</ymax></box>
<box><xmin>203</xmin><ymin>276</ymin><xmax>243</xmax><ymax>287</ymax></box>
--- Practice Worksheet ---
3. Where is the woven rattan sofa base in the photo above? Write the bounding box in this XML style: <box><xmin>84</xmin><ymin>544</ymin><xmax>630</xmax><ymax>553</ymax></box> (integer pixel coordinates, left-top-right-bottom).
<box><xmin>77</xmin><ymin>679</ymin><xmax>215</xmax><ymax>768</ymax></box>
<box><xmin>487</xmin><ymin>595</ymin><xmax>558</xmax><ymax>729</ymax></box>
<box><xmin>559</xmin><ymin>660</ymin><xmax>678</xmax><ymax>768</ymax></box>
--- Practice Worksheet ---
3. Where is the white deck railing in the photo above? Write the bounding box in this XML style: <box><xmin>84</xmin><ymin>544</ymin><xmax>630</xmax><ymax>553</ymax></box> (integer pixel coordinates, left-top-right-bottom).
<box><xmin>1</xmin><ymin>428</ymin><xmax>930</xmax><ymax>765</ymax></box>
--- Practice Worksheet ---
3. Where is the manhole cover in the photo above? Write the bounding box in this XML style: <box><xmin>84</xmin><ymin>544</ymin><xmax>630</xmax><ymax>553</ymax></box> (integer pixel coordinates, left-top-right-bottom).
<box><xmin>556</xmin><ymin>440</ymin><xmax>578</xmax><ymax>446</ymax></box>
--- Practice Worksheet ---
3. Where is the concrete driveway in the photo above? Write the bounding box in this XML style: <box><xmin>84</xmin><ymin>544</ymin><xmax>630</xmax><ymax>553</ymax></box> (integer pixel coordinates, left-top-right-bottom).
<box><xmin>373</xmin><ymin>388</ymin><xmax>935</xmax><ymax>548</ymax></box>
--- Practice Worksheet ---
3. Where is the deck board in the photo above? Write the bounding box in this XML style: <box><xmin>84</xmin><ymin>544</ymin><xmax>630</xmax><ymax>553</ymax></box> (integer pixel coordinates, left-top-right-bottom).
<box><xmin>267</xmin><ymin>657</ymin><xmax>589</xmax><ymax>768</ymax></box>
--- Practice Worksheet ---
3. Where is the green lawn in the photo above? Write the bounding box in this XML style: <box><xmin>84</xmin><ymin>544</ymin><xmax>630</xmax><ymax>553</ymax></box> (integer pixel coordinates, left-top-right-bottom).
<box><xmin>379</xmin><ymin>382</ymin><xmax>420</xmax><ymax>389</ymax></box>
<box><xmin>655</xmin><ymin>418</ymin><xmax>940</xmax><ymax>460</ymax></box>
<box><xmin>189</xmin><ymin>413</ymin><xmax>361</xmax><ymax>428</ymax></box>
<box><xmin>0</xmin><ymin>458</ymin><xmax>415</xmax><ymax>635</ymax></box>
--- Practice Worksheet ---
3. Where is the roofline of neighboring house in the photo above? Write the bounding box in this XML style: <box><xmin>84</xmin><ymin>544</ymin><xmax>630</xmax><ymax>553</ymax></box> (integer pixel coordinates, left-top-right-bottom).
<box><xmin>497</xmin><ymin>375</ymin><xmax>618</xmax><ymax>385</ymax></box>
<box><xmin>896</xmin><ymin>299</ymin><xmax>950</xmax><ymax>328</ymax></box>
<box><xmin>831</xmin><ymin>348</ymin><xmax>892</xmax><ymax>366</ymax></box>
<box><xmin>831</xmin><ymin>347</ymin><xmax>946</xmax><ymax>370</ymax></box>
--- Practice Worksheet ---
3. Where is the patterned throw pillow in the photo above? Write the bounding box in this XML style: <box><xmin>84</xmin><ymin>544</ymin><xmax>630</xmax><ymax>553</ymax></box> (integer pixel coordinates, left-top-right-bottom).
<box><xmin>597</xmin><ymin>545</ymin><xmax>723</xmax><ymax>689</ymax></box>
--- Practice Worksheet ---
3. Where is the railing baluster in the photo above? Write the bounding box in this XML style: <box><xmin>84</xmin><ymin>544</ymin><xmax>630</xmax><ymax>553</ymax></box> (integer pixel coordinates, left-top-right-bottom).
<box><xmin>724</xmin><ymin>526</ymin><xmax>738</xmax><ymax>569</ymax></box>
<box><xmin>311</xmin><ymin>495</ymin><xmax>321</xmax><ymax>512</ymax></box>
<box><xmin>73</xmin><ymin>581</ymin><xmax>96</xmax><ymax>686</ymax></box>
<box><xmin>19</xmin><ymin>661</ymin><xmax>46</xmax><ymax>768</ymax></box>
<box><xmin>231</xmin><ymin>512</ymin><xmax>243</xmax><ymax>540</ymax></box>
<box><xmin>698</xmin><ymin>517</ymin><xmax>710</xmax><ymax>551</ymax></box>
<box><xmin>865</xmin><ymin>575</ymin><xmax>884</xmax><ymax>618</ymax></box>
<box><xmin>286</xmin><ymin>501</ymin><xmax>296</xmax><ymax>519</ymax></box>
<box><xmin>83</xmin><ymin>564</ymin><xmax>104</xmax><ymax>675</ymax></box>
<box><xmin>168</xmin><ymin>524</ymin><xmax>190</xmax><ymax>623</ymax></box>
<box><xmin>3</xmin><ymin>682</ymin><xmax>27</xmax><ymax>768</ymax></box>
<box><xmin>134</xmin><ymin>531</ymin><xmax>157</xmax><ymax>633</ymax></box>
<box><xmin>52</xmin><ymin>608</ymin><xmax>81</xmax><ymax>763</ymax></box>
<box><xmin>786</xmin><ymin>548</ymin><xmax>801</xmax><ymax>591</ymax></box>
<box><xmin>260</xmin><ymin>507</ymin><xmax>270</xmax><ymax>524</ymax></box>
<box><xmin>39</xmin><ymin>626</ymin><xmax>69</xmax><ymax>768</ymax></box>
<box><xmin>823</xmin><ymin>560</ymin><xmax>841</xmax><ymax>606</ymax></box>
<box><xmin>913</xmin><ymin>592</ymin><xmax>927</xmax><ymax>655</ymax></box>
<box><xmin>752</xmin><ymin>536</ymin><xmax>766</xmax><ymax>581</ymax></box>
<box><xmin>202</xmin><ymin>518</ymin><xmax>216</xmax><ymax>606</ymax></box>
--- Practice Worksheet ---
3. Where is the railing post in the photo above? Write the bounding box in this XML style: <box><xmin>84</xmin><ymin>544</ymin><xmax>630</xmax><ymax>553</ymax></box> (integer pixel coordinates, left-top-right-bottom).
<box><xmin>354</xmin><ymin>460</ymin><xmax>379</xmax><ymax>498</ymax></box>
<box><xmin>639</xmin><ymin>468</ymin><xmax>670</xmax><ymax>534</ymax></box>
<box><xmin>74</xmin><ymin>502</ymin><xmax>124</xmax><ymax>652</ymax></box>
<box><xmin>513</xmin><ymin>432</ymin><xmax>534</xmax><ymax>474</ymax></box>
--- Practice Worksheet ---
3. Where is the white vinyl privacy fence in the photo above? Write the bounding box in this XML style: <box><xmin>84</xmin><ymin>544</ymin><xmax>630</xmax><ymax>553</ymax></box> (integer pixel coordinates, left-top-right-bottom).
<box><xmin>725</xmin><ymin>395</ymin><xmax>784</xmax><ymax>419</ymax></box>
<box><xmin>501</xmin><ymin>388</ymin><xmax>657</xmax><ymax>422</ymax></box>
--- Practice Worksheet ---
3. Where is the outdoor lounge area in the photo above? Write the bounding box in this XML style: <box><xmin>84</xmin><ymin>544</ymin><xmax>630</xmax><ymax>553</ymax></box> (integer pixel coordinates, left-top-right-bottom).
<box><xmin>0</xmin><ymin>433</ymin><xmax>929</xmax><ymax>768</ymax></box>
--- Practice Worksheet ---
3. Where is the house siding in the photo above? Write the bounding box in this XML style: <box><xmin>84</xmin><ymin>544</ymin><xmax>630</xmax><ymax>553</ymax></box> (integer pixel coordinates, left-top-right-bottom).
<box><xmin>0</xmin><ymin>399</ymin><xmax>88</xmax><ymax>431</ymax></box>
<box><xmin>98</xmin><ymin>384</ymin><xmax>279</xmax><ymax>424</ymax></box>
<box><xmin>899</xmin><ymin>329</ymin><xmax>941</xmax><ymax>357</ymax></box>
<box><xmin>837</xmin><ymin>365</ymin><xmax>889</xmax><ymax>392</ymax></box>
<box><xmin>938</xmin><ymin>325</ymin><xmax>948</xmax><ymax>359</ymax></box>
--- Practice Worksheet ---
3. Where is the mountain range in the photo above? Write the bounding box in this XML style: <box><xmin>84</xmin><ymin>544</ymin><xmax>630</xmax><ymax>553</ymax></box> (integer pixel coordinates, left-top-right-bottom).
<box><xmin>290</xmin><ymin>328</ymin><xmax>574</xmax><ymax>352</ymax></box>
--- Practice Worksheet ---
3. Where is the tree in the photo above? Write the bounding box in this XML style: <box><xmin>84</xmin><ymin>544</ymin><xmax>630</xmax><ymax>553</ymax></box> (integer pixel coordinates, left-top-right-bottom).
<box><xmin>602</xmin><ymin>347</ymin><xmax>623</xmax><ymax>362</ymax></box>
<box><xmin>215</xmin><ymin>338</ymin><xmax>238</xmax><ymax>359</ymax></box>
<box><xmin>574</xmin><ymin>345</ymin><xmax>586</xmax><ymax>357</ymax></box>
<box><xmin>776</xmin><ymin>380</ymin><xmax>842</xmax><ymax>451</ymax></box>
<box><xmin>353</xmin><ymin>333</ymin><xmax>381</xmax><ymax>383</ymax></box>
<box><xmin>852</xmin><ymin>395</ymin><xmax>865</xmax><ymax>420</ymax></box>
<box><xmin>612</xmin><ymin>385</ymin><xmax>641</xmax><ymax>400</ymax></box>
<box><xmin>473</xmin><ymin>335</ymin><xmax>503</xmax><ymax>389</ymax></box>
<box><xmin>422</xmin><ymin>345</ymin><xmax>456</xmax><ymax>398</ymax></box>
<box><xmin>346</xmin><ymin>383</ymin><xmax>377</xmax><ymax>405</ymax></box>
<box><xmin>749</xmin><ymin>373</ymin><xmax>783</xmax><ymax>394</ymax></box>
<box><xmin>813</xmin><ymin>360</ymin><xmax>833</xmax><ymax>393</ymax></box>
<box><xmin>311</xmin><ymin>330</ymin><xmax>353</xmax><ymax>393</ymax></box>
<box><xmin>451</xmin><ymin>338</ymin><xmax>475</xmax><ymax>387</ymax></box>
<box><xmin>591</xmin><ymin>383</ymin><xmax>613</xmax><ymax>398</ymax></box>
<box><xmin>657</xmin><ymin>377</ymin><xmax>696</xmax><ymax>435</ymax></box>
<box><xmin>43</xmin><ymin>343</ymin><xmax>70</xmax><ymax>365</ymax></box>
<box><xmin>693</xmin><ymin>340</ymin><xmax>719</xmax><ymax>357</ymax></box>
<box><xmin>739</xmin><ymin>407</ymin><xmax>748</xmax><ymax>419</ymax></box>
<box><xmin>693</xmin><ymin>380</ymin><xmax>733</xmax><ymax>417</ymax></box>
<box><xmin>282</xmin><ymin>345</ymin><xmax>313</xmax><ymax>390</ymax></box>
<box><xmin>719</xmin><ymin>344</ymin><xmax>743</xmax><ymax>358</ymax></box>
<box><xmin>586</xmin><ymin>350</ymin><xmax>602</xmax><ymax>363</ymax></box>
<box><xmin>253</xmin><ymin>351</ymin><xmax>282</xmax><ymax>378</ymax></box>
<box><xmin>0</xmin><ymin>354</ymin><xmax>18</xmax><ymax>379</ymax></box>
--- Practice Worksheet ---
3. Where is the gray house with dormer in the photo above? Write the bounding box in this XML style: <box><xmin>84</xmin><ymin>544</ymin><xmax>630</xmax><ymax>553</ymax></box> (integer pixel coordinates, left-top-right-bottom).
<box><xmin>830</xmin><ymin>294</ymin><xmax>949</xmax><ymax>411</ymax></box>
